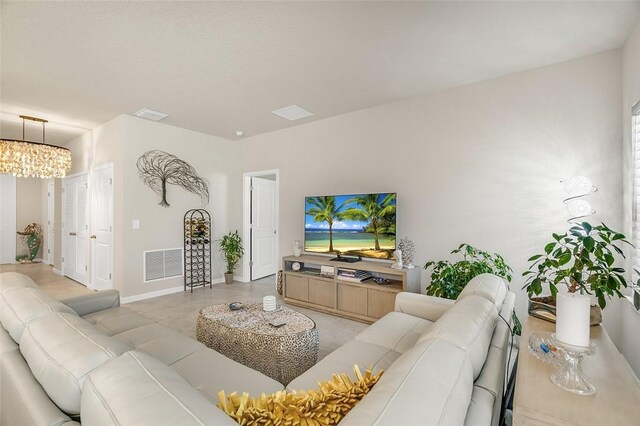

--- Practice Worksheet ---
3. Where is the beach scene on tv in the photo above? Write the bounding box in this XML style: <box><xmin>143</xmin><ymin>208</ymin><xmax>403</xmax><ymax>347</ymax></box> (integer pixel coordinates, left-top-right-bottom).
<box><xmin>304</xmin><ymin>193</ymin><xmax>397</xmax><ymax>260</ymax></box>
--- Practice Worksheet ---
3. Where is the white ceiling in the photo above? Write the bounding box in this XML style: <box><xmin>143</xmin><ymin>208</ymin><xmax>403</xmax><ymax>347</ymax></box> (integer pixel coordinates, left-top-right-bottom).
<box><xmin>2</xmin><ymin>1</ymin><xmax>639</xmax><ymax>144</ymax></box>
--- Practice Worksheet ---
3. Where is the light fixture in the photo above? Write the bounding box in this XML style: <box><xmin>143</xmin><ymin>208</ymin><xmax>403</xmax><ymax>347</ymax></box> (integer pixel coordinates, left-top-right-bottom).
<box><xmin>562</xmin><ymin>176</ymin><xmax>597</xmax><ymax>223</ymax></box>
<box><xmin>0</xmin><ymin>115</ymin><xmax>72</xmax><ymax>178</ymax></box>
<box><xmin>235</xmin><ymin>130</ymin><xmax>244</xmax><ymax>137</ymax></box>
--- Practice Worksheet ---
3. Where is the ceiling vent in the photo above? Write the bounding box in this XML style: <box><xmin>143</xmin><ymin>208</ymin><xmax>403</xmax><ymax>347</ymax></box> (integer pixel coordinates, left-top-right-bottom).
<box><xmin>134</xmin><ymin>108</ymin><xmax>168</xmax><ymax>121</ymax></box>
<box><xmin>271</xmin><ymin>105</ymin><xmax>314</xmax><ymax>121</ymax></box>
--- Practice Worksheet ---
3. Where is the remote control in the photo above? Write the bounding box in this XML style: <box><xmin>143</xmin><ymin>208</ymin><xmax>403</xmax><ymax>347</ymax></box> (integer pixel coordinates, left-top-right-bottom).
<box><xmin>269</xmin><ymin>319</ymin><xmax>286</xmax><ymax>328</ymax></box>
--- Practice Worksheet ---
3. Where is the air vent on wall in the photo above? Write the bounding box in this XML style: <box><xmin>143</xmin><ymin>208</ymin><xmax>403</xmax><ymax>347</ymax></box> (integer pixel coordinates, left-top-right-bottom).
<box><xmin>144</xmin><ymin>248</ymin><xmax>183</xmax><ymax>282</ymax></box>
<box><xmin>271</xmin><ymin>105</ymin><xmax>314</xmax><ymax>121</ymax></box>
<box><xmin>134</xmin><ymin>108</ymin><xmax>169</xmax><ymax>121</ymax></box>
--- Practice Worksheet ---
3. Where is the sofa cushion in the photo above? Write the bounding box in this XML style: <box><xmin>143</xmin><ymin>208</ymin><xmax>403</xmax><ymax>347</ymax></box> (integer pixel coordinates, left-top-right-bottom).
<box><xmin>0</xmin><ymin>272</ymin><xmax>39</xmax><ymax>293</ymax></box>
<box><xmin>113</xmin><ymin>323</ymin><xmax>206</xmax><ymax>365</ymax></box>
<box><xmin>0</xmin><ymin>325</ymin><xmax>18</xmax><ymax>356</ymax></box>
<box><xmin>418</xmin><ymin>295</ymin><xmax>497</xmax><ymax>380</ymax></box>
<box><xmin>19</xmin><ymin>313</ymin><xmax>131</xmax><ymax>415</ymax></box>
<box><xmin>171</xmin><ymin>348</ymin><xmax>284</xmax><ymax>402</ymax></box>
<box><xmin>464</xmin><ymin>386</ymin><xmax>495</xmax><ymax>426</ymax></box>
<box><xmin>82</xmin><ymin>306</ymin><xmax>154</xmax><ymax>336</ymax></box>
<box><xmin>81</xmin><ymin>350</ymin><xmax>235</xmax><ymax>426</ymax></box>
<box><xmin>287</xmin><ymin>340</ymin><xmax>400</xmax><ymax>392</ymax></box>
<box><xmin>1</xmin><ymin>347</ymin><xmax>77</xmax><ymax>426</ymax></box>
<box><xmin>1</xmin><ymin>286</ymin><xmax>78</xmax><ymax>343</ymax></box>
<box><xmin>458</xmin><ymin>273</ymin><xmax>507</xmax><ymax>308</ymax></box>
<box><xmin>339</xmin><ymin>338</ymin><xmax>474</xmax><ymax>426</ymax></box>
<box><xmin>355</xmin><ymin>311</ymin><xmax>432</xmax><ymax>353</ymax></box>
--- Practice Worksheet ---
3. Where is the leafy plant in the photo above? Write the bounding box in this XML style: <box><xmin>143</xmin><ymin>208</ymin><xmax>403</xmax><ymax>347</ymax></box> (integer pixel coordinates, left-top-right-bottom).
<box><xmin>425</xmin><ymin>244</ymin><xmax>512</xmax><ymax>299</ymax></box>
<box><xmin>424</xmin><ymin>244</ymin><xmax>521</xmax><ymax>335</ymax></box>
<box><xmin>523</xmin><ymin>222</ymin><xmax>631</xmax><ymax>309</ymax></box>
<box><xmin>219</xmin><ymin>230</ymin><xmax>244</xmax><ymax>274</ymax></box>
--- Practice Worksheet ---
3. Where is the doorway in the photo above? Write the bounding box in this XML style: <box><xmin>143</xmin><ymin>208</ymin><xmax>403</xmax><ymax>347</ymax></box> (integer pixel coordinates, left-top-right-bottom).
<box><xmin>91</xmin><ymin>163</ymin><xmax>114</xmax><ymax>290</ymax></box>
<box><xmin>47</xmin><ymin>182</ymin><xmax>55</xmax><ymax>265</ymax></box>
<box><xmin>0</xmin><ymin>175</ymin><xmax>17</xmax><ymax>264</ymax></box>
<box><xmin>242</xmin><ymin>170</ymin><xmax>279</xmax><ymax>282</ymax></box>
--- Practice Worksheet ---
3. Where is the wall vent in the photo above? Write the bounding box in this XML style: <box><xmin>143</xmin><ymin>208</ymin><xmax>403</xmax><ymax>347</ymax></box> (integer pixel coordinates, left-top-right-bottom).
<box><xmin>143</xmin><ymin>248</ymin><xmax>183</xmax><ymax>282</ymax></box>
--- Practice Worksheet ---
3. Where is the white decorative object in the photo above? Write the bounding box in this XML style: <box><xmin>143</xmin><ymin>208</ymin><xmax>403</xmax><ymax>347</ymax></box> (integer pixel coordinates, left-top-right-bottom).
<box><xmin>391</xmin><ymin>249</ymin><xmax>403</xmax><ymax>270</ymax></box>
<box><xmin>562</xmin><ymin>176</ymin><xmax>597</xmax><ymax>223</ymax></box>
<box><xmin>293</xmin><ymin>240</ymin><xmax>302</xmax><ymax>257</ymax></box>
<box><xmin>556</xmin><ymin>293</ymin><xmax>590</xmax><ymax>347</ymax></box>
<box><xmin>263</xmin><ymin>295</ymin><xmax>277</xmax><ymax>312</ymax></box>
<box><xmin>398</xmin><ymin>237</ymin><xmax>415</xmax><ymax>269</ymax></box>
<box><xmin>291</xmin><ymin>262</ymin><xmax>301</xmax><ymax>271</ymax></box>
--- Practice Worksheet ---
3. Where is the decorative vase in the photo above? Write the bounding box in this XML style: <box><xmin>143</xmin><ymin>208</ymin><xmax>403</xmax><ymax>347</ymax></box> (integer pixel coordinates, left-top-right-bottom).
<box><xmin>293</xmin><ymin>240</ymin><xmax>302</xmax><ymax>257</ymax></box>
<box><xmin>528</xmin><ymin>296</ymin><xmax>602</xmax><ymax>326</ymax></box>
<box><xmin>224</xmin><ymin>273</ymin><xmax>234</xmax><ymax>285</ymax></box>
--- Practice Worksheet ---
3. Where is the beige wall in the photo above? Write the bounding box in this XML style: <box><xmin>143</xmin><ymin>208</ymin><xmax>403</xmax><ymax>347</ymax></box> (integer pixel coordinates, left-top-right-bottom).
<box><xmin>621</xmin><ymin>19</ymin><xmax>640</xmax><ymax>376</ymax></box>
<box><xmin>15</xmin><ymin>177</ymin><xmax>44</xmax><ymax>260</ymax></box>
<box><xmin>240</xmin><ymin>50</ymin><xmax>624</xmax><ymax>324</ymax></box>
<box><xmin>64</xmin><ymin>115</ymin><xmax>242</xmax><ymax>298</ymax></box>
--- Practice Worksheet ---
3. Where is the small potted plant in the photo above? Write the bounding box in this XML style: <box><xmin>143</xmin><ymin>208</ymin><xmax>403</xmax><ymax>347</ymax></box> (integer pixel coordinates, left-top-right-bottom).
<box><xmin>425</xmin><ymin>243</ymin><xmax>521</xmax><ymax>334</ymax></box>
<box><xmin>219</xmin><ymin>230</ymin><xmax>244</xmax><ymax>285</ymax></box>
<box><xmin>523</xmin><ymin>222</ymin><xmax>631</xmax><ymax>324</ymax></box>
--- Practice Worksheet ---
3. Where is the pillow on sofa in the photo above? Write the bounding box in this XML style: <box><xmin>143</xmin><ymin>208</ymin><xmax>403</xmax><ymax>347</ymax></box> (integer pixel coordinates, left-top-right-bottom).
<box><xmin>217</xmin><ymin>365</ymin><xmax>383</xmax><ymax>425</ymax></box>
<box><xmin>0</xmin><ymin>286</ymin><xmax>78</xmax><ymax>343</ymax></box>
<box><xmin>20</xmin><ymin>312</ymin><xmax>131</xmax><ymax>416</ymax></box>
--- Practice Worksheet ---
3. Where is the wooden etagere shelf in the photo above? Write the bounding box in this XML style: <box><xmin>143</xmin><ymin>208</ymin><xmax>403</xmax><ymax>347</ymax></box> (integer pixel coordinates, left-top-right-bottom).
<box><xmin>282</xmin><ymin>254</ymin><xmax>420</xmax><ymax>323</ymax></box>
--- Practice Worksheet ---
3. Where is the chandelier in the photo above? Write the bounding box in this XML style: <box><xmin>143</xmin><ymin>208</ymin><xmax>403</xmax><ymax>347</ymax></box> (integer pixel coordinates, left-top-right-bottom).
<box><xmin>0</xmin><ymin>115</ymin><xmax>72</xmax><ymax>178</ymax></box>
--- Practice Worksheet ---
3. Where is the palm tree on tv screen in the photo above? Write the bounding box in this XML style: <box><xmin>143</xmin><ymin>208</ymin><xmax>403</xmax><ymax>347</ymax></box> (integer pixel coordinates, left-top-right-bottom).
<box><xmin>305</xmin><ymin>196</ymin><xmax>347</xmax><ymax>253</ymax></box>
<box><xmin>342</xmin><ymin>193</ymin><xmax>396</xmax><ymax>250</ymax></box>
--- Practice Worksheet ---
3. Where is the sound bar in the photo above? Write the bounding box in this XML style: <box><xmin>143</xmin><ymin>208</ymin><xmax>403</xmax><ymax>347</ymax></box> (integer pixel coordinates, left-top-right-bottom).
<box><xmin>330</xmin><ymin>254</ymin><xmax>362</xmax><ymax>263</ymax></box>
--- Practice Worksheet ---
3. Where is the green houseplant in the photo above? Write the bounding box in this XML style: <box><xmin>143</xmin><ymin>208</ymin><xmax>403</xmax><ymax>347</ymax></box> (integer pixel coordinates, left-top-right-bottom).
<box><xmin>523</xmin><ymin>222</ymin><xmax>631</xmax><ymax>324</ymax></box>
<box><xmin>424</xmin><ymin>243</ymin><xmax>520</xmax><ymax>334</ymax></box>
<box><xmin>219</xmin><ymin>230</ymin><xmax>244</xmax><ymax>285</ymax></box>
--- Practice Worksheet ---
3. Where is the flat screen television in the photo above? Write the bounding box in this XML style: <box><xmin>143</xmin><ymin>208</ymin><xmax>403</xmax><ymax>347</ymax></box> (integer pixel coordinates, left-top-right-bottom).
<box><xmin>304</xmin><ymin>192</ymin><xmax>397</xmax><ymax>260</ymax></box>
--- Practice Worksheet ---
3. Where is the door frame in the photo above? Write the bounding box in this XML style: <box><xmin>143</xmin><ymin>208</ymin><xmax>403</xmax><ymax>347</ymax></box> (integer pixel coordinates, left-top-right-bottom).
<box><xmin>241</xmin><ymin>169</ymin><xmax>279</xmax><ymax>282</ymax></box>
<box><xmin>47</xmin><ymin>181</ymin><xmax>55</xmax><ymax>265</ymax></box>
<box><xmin>61</xmin><ymin>171</ymin><xmax>89</xmax><ymax>284</ymax></box>
<box><xmin>0</xmin><ymin>174</ymin><xmax>17</xmax><ymax>264</ymax></box>
<box><xmin>90</xmin><ymin>162</ymin><xmax>114</xmax><ymax>290</ymax></box>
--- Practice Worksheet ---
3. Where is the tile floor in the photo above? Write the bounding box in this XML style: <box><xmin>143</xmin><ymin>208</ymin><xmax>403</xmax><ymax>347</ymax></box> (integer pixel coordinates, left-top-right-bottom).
<box><xmin>0</xmin><ymin>263</ymin><xmax>368</xmax><ymax>360</ymax></box>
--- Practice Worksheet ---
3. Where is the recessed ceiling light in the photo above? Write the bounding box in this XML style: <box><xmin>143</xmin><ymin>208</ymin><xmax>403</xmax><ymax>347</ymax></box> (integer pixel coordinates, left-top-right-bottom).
<box><xmin>271</xmin><ymin>105</ymin><xmax>314</xmax><ymax>121</ymax></box>
<box><xmin>134</xmin><ymin>108</ymin><xmax>168</xmax><ymax>121</ymax></box>
<box><xmin>235</xmin><ymin>130</ymin><xmax>244</xmax><ymax>137</ymax></box>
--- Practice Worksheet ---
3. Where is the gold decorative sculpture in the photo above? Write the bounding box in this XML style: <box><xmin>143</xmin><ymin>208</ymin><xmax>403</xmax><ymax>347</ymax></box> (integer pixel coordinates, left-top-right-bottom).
<box><xmin>16</xmin><ymin>223</ymin><xmax>43</xmax><ymax>263</ymax></box>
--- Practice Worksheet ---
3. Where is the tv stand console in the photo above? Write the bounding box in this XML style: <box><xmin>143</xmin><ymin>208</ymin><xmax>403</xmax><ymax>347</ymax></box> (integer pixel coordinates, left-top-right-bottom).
<box><xmin>330</xmin><ymin>254</ymin><xmax>362</xmax><ymax>263</ymax></box>
<box><xmin>282</xmin><ymin>254</ymin><xmax>420</xmax><ymax>323</ymax></box>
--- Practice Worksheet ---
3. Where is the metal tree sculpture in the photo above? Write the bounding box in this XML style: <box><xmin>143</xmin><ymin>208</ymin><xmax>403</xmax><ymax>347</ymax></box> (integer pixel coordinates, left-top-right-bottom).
<box><xmin>136</xmin><ymin>150</ymin><xmax>209</xmax><ymax>207</ymax></box>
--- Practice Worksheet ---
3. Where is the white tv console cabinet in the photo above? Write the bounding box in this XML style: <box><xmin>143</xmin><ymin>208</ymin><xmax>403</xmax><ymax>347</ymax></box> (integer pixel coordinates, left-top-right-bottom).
<box><xmin>282</xmin><ymin>254</ymin><xmax>421</xmax><ymax>323</ymax></box>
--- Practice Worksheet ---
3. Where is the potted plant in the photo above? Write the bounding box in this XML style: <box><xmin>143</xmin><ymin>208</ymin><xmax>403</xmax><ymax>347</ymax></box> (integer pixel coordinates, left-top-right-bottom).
<box><xmin>424</xmin><ymin>243</ymin><xmax>521</xmax><ymax>335</ymax></box>
<box><xmin>219</xmin><ymin>230</ymin><xmax>244</xmax><ymax>285</ymax></box>
<box><xmin>523</xmin><ymin>222</ymin><xmax>631</xmax><ymax>325</ymax></box>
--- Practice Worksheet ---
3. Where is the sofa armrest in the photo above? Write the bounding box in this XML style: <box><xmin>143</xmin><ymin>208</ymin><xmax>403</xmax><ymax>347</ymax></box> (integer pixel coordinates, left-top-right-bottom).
<box><xmin>60</xmin><ymin>290</ymin><xmax>120</xmax><ymax>316</ymax></box>
<box><xmin>394</xmin><ymin>292</ymin><xmax>455</xmax><ymax>322</ymax></box>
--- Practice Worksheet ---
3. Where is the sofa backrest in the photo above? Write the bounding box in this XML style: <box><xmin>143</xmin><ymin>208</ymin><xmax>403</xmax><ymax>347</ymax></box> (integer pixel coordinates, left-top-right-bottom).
<box><xmin>19</xmin><ymin>312</ymin><xmax>131</xmax><ymax>416</ymax></box>
<box><xmin>0</xmin><ymin>286</ymin><xmax>78</xmax><ymax>342</ymax></box>
<box><xmin>458</xmin><ymin>274</ymin><xmax>507</xmax><ymax>308</ymax></box>
<box><xmin>81</xmin><ymin>350</ymin><xmax>237</xmax><ymax>426</ymax></box>
<box><xmin>418</xmin><ymin>295</ymin><xmax>497</xmax><ymax>380</ymax></box>
<box><xmin>340</xmin><ymin>337</ymin><xmax>473</xmax><ymax>426</ymax></box>
<box><xmin>0</xmin><ymin>272</ymin><xmax>39</xmax><ymax>293</ymax></box>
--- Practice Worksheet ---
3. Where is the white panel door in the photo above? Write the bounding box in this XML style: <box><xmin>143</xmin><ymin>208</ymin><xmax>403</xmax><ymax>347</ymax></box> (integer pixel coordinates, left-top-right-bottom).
<box><xmin>63</xmin><ymin>174</ymin><xmax>89</xmax><ymax>285</ymax></box>
<box><xmin>91</xmin><ymin>164</ymin><xmax>113</xmax><ymax>290</ymax></box>
<box><xmin>0</xmin><ymin>175</ymin><xmax>17</xmax><ymax>264</ymax></box>
<box><xmin>251</xmin><ymin>177</ymin><xmax>277</xmax><ymax>280</ymax></box>
<box><xmin>47</xmin><ymin>182</ymin><xmax>55</xmax><ymax>265</ymax></box>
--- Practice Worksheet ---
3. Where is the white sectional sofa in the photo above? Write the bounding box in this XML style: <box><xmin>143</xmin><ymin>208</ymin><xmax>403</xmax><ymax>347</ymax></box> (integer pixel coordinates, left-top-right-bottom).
<box><xmin>0</xmin><ymin>271</ymin><xmax>515</xmax><ymax>425</ymax></box>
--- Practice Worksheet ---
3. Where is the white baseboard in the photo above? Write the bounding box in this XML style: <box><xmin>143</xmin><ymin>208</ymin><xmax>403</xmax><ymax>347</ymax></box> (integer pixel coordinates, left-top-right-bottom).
<box><xmin>121</xmin><ymin>277</ymin><xmax>226</xmax><ymax>304</ymax></box>
<box><xmin>121</xmin><ymin>286</ymin><xmax>184</xmax><ymax>304</ymax></box>
<box><xmin>52</xmin><ymin>268</ymin><xmax>63</xmax><ymax>276</ymax></box>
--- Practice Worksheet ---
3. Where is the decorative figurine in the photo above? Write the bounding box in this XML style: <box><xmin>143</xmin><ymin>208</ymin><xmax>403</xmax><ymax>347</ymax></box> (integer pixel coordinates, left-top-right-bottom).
<box><xmin>391</xmin><ymin>249</ymin><xmax>403</xmax><ymax>269</ymax></box>
<box><xmin>398</xmin><ymin>237</ymin><xmax>415</xmax><ymax>269</ymax></box>
<box><xmin>16</xmin><ymin>223</ymin><xmax>42</xmax><ymax>263</ymax></box>
<box><xmin>293</xmin><ymin>240</ymin><xmax>302</xmax><ymax>257</ymax></box>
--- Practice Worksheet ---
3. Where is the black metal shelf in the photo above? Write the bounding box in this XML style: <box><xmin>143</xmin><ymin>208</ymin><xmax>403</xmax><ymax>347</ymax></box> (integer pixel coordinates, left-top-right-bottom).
<box><xmin>184</xmin><ymin>209</ymin><xmax>212</xmax><ymax>292</ymax></box>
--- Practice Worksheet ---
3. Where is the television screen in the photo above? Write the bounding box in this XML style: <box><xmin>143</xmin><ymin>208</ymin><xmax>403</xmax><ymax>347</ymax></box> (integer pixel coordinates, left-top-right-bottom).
<box><xmin>304</xmin><ymin>193</ymin><xmax>397</xmax><ymax>260</ymax></box>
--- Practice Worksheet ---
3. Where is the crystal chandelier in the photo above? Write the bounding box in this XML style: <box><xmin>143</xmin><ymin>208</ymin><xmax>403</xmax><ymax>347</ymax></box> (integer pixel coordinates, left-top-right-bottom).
<box><xmin>0</xmin><ymin>115</ymin><xmax>72</xmax><ymax>178</ymax></box>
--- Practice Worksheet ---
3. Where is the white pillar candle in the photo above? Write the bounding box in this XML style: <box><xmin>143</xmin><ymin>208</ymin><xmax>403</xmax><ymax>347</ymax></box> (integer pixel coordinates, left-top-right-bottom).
<box><xmin>263</xmin><ymin>295</ymin><xmax>276</xmax><ymax>312</ymax></box>
<box><xmin>556</xmin><ymin>292</ymin><xmax>590</xmax><ymax>347</ymax></box>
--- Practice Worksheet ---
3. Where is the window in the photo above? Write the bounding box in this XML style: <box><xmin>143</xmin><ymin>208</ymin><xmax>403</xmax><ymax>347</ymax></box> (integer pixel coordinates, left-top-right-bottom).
<box><xmin>632</xmin><ymin>101</ymin><xmax>640</xmax><ymax>289</ymax></box>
